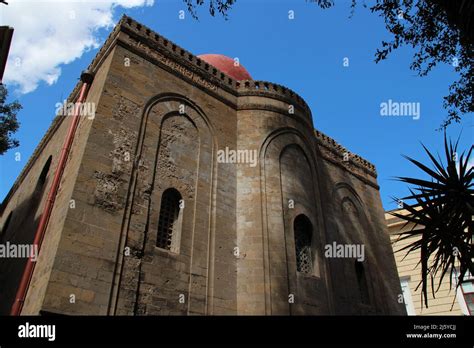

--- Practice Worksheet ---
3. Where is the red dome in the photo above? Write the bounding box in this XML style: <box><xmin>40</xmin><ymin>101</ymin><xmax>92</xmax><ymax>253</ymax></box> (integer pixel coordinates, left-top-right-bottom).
<box><xmin>198</xmin><ymin>54</ymin><xmax>252</xmax><ymax>81</ymax></box>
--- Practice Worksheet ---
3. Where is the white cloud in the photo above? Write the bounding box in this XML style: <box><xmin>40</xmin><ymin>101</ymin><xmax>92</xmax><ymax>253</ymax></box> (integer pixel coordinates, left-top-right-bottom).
<box><xmin>2</xmin><ymin>0</ymin><xmax>154</xmax><ymax>94</ymax></box>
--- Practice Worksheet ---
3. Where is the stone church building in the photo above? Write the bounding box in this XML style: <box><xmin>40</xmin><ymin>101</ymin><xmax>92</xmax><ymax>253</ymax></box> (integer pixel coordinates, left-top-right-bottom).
<box><xmin>0</xmin><ymin>16</ymin><xmax>405</xmax><ymax>315</ymax></box>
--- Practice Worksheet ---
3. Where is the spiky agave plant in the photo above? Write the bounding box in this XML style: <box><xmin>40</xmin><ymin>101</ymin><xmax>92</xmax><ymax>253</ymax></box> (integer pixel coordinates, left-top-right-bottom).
<box><xmin>392</xmin><ymin>133</ymin><xmax>473</xmax><ymax>308</ymax></box>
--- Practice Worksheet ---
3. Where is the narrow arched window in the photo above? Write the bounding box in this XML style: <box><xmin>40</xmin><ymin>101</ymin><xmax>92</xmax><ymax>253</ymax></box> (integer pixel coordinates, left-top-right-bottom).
<box><xmin>156</xmin><ymin>188</ymin><xmax>182</xmax><ymax>252</ymax></box>
<box><xmin>35</xmin><ymin>156</ymin><xmax>52</xmax><ymax>195</ymax></box>
<box><xmin>294</xmin><ymin>214</ymin><xmax>313</xmax><ymax>274</ymax></box>
<box><xmin>355</xmin><ymin>261</ymin><xmax>370</xmax><ymax>304</ymax></box>
<box><xmin>0</xmin><ymin>212</ymin><xmax>13</xmax><ymax>244</ymax></box>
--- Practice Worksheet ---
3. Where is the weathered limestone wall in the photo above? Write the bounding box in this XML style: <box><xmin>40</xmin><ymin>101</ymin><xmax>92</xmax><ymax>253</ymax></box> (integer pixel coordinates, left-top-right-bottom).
<box><xmin>236</xmin><ymin>89</ymin><xmax>331</xmax><ymax>315</ymax></box>
<box><xmin>24</xmin><ymin>50</ymin><xmax>116</xmax><ymax>315</ymax></box>
<box><xmin>39</xmin><ymin>31</ymin><xmax>240</xmax><ymax>314</ymax></box>
<box><xmin>0</xmin><ymin>125</ymin><xmax>64</xmax><ymax>314</ymax></box>
<box><xmin>315</xmin><ymin>137</ymin><xmax>406</xmax><ymax>315</ymax></box>
<box><xmin>0</xmin><ymin>54</ymin><xmax>111</xmax><ymax>315</ymax></box>
<box><xmin>0</xmin><ymin>15</ymin><xmax>406</xmax><ymax>316</ymax></box>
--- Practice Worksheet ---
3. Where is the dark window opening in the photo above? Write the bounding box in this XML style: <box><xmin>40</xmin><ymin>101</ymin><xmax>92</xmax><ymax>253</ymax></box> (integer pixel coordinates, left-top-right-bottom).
<box><xmin>34</xmin><ymin>156</ymin><xmax>52</xmax><ymax>196</ymax></box>
<box><xmin>156</xmin><ymin>188</ymin><xmax>182</xmax><ymax>251</ymax></box>
<box><xmin>294</xmin><ymin>214</ymin><xmax>313</xmax><ymax>274</ymax></box>
<box><xmin>0</xmin><ymin>212</ymin><xmax>13</xmax><ymax>244</ymax></box>
<box><xmin>355</xmin><ymin>261</ymin><xmax>370</xmax><ymax>304</ymax></box>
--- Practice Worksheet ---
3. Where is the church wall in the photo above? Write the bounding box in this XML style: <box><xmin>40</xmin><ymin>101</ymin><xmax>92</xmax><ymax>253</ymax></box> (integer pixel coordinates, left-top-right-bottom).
<box><xmin>0</xmin><ymin>148</ymin><xmax>57</xmax><ymax>314</ymax></box>
<box><xmin>21</xmin><ymin>49</ymin><xmax>118</xmax><ymax>315</ymax></box>
<box><xmin>236</xmin><ymin>91</ymin><xmax>331</xmax><ymax>315</ymax></box>
<box><xmin>0</xmin><ymin>16</ymin><xmax>407</xmax><ymax>316</ymax></box>
<box><xmin>39</xmin><ymin>41</ymin><xmax>240</xmax><ymax>315</ymax></box>
<box><xmin>0</xmin><ymin>126</ymin><xmax>64</xmax><ymax>314</ymax></box>
<box><xmin>0</xmin><ymin>51</ymin><xmax>112</xmax><ymax>315</ymax></box>
<box><xmin>315</xmin><ymin>151</ymin><xmax>406</xmax><ymax>315</ymax></box>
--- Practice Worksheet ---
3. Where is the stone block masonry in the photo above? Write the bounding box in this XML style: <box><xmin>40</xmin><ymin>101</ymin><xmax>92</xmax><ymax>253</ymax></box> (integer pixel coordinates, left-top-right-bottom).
<box><xmin>0</xmin><ymin>15</ymin><xmax>405</xmax><ymax>316</ymax></box>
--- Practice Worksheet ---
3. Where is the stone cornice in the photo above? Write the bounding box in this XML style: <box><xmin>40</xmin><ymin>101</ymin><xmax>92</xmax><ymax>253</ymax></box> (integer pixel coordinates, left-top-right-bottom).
<box><xmin>117</xmin><ymin>16</ymin><xmax>312</xmax><ymax>116</ymax></box>
<box><xmin>236</xmin><ymin>80</ymin><xmax>312</xmax><ymax>121</ymax></box>
<box><xmin>314</xmin><ymin>129</ymin><xmax>377</xmax><ymax>179</ymax></box>
<box><xmin>237</xmin><ymin>103</ymin><xmax>313</xmax><ymax>130</ymax></box>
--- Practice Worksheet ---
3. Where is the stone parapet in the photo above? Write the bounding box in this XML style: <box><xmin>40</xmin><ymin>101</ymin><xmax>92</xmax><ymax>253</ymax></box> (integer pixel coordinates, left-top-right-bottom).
<box><xmin>314</xmin><ymin>129</ymin><xmax>377</xmax><ymax>181</ymax></box>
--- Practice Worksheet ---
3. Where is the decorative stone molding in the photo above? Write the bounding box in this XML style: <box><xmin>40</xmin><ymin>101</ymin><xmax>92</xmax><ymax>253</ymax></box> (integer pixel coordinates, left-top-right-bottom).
<box><xmin>236</xmin><ymin>80</ymin><xmax>312</xmax><ymax>121</ymax></box>
<box><xmin>120</xmin><ymin>32</ymin><xmax>218</xmax><ymax>92</ymax></box>
<box><xmin>237</xmin><ymin>103</ymin><xmax>313</xmax><ymax>129</ymax></box>
<box><xmin>117</xmin><ymin>16</ymin><xmax>312</xmax><ymax>119</ymax></box>
<box><xmin>314</xmin><ymin>129</ymin><xmax>377</xmax><ymax>178</ymax></box>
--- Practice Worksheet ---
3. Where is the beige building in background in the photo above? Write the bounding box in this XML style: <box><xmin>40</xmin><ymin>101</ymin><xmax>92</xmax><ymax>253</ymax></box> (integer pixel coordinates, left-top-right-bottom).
<box><xmin>386</xmin><ymin>208</ymin><xmax>473</xmax><ymax>316</ymax></box>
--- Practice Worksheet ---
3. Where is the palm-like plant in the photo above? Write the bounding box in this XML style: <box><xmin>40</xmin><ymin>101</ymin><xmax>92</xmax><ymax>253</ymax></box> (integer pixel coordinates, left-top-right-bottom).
<box><xmin>392</xmin><ymin>133</ymin><xmax>473</xmax><ymax>307</ymax></box>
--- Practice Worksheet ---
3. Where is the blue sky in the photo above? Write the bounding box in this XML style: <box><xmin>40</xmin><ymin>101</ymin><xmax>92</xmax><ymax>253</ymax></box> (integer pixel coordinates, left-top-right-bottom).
<box><xmin>1</xmin><ymin>0</ymin><xmax>472</xmax><ymax>210</ymax></box>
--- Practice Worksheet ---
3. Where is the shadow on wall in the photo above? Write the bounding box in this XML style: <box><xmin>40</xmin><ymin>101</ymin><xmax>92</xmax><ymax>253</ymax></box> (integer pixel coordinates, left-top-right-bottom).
<box><xmin>0</xmin><ymin>156</ymin><xmax>52</xmax><ymax>315</ymax></box>
<box><xmin>315</xmin><ymin>160</ymin><xmax>405</xmax><ymax>315</ymax></box>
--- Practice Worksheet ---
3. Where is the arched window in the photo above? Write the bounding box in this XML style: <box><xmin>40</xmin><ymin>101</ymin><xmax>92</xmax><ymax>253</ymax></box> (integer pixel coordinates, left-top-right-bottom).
<box><xmin>0</xmin><ymin>212</ymin><xmax>13</xmax><ymax>244</ymax></box>
<box><xmin>34</xmin><ymin>156</ymin><xmax>52</xmax><ymax>196</ymax></box>
<box><xmin>355</xmin><ymin>261</ymin><xmax>370</xmax><ymax>304</ymax></box>
<box><xmin>156</xmin><ymin>188</ymin><xmax>183</xmax><ymax>252</ymax></box>
<box><xmin>294</xmin><ymin>214</ymin><xmax>313</xmax><ymax>274</ymax></box>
